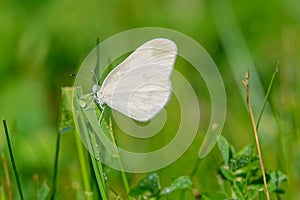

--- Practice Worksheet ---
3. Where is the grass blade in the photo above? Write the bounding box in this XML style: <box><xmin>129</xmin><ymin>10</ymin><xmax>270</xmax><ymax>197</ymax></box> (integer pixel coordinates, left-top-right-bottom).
<box><xmin>256</xmin><ymin>63</ymin><xmax>279</xmax><ymax>130</ymax></box>
<box><xmin>74</xmin><ymin>128</ymin><xmax>94</xmax><ymax>199</ymax></box>
<box><xmin>2</xmin><ymin>119</ymin><xmax>24</xmax><ymax>200</ymax></box>
<box><xmin>50</xmin><ymin>87</ymin><xmax>77</xmax><ymax>200</ymax></box>
<box><xmin>108</xmin><ymin>117</ymin><xmax>131</xmax><ymax>198</ymax></box>
<box><xmin>49</xmin><ymin>129</ymin><xmax>61</xmax><ymax>200</ymax></box>
<box><xmin>73</xmin><ymin>87</ymin><xmax>108</xmax><ymax>200</ymax></box>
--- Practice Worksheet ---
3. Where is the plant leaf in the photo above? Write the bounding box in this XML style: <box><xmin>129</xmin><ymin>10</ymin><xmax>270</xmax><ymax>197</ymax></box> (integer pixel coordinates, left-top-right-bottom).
<box><xmin>219</xmin><ymin>165</ymin><xmax>234</xmax><ymax>181</ymax></box>
<box><xmin>161</xmin><ymin>175</ymin><xmax>192</xmax><ymax>195</ymax></box>
<box><xmin>232</xmin><ymin>181</ymin><xmax>245</xmax><ymax>200</ymax></box>
<box><xmin>129</xmin><ymin>173</ymin><xmax>161</xmax><ymax>197</ymax></box>
<box><xmin>235</xmin><ymin>144</ymin><xmax>253</xmax><ymax>157</ymax></box>
<box><xmin>218</xmin><ymin>135</ymin><xmax>230</xmax><ymax>166</ymax></box>
<box><xmin>267</xmin><ymin>170</ymin><xmax>287</xmax><ymax>194</ymax></box>
<box><xmin>247</xmin><ymin>190</ymin><xmax>258</xmax><ymax>200</ymax></box>
<box><xmin>230</xmin><ymin>155</ymin><xmax>253</xmax><ymax>172</ymax></box>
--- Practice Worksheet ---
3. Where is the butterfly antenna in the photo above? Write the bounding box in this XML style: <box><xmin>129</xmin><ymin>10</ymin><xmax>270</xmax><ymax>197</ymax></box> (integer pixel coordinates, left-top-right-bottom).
<box><xmin>94</xmin><ymin>37</ymin><xmax>101</xmax><ymax>84</ymax></box>
<box><xmin>91</xmin><ymin>69</ymin><xmax>99</xmax><ymax>85</ymax></box>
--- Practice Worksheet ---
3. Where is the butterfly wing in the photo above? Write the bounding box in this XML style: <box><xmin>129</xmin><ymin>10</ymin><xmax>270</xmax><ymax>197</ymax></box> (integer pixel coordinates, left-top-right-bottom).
<box><xmin>98</xmin><ymin>38</ymin><xmax>177</xmax><ymax>121</ymax></box>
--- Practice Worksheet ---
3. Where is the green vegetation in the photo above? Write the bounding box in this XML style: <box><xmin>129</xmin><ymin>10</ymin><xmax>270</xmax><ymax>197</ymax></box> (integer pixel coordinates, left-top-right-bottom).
<box><xmin>1</xmin><ymin>0</ymin><xmax>299</xmax><ymax>199</ymax></box>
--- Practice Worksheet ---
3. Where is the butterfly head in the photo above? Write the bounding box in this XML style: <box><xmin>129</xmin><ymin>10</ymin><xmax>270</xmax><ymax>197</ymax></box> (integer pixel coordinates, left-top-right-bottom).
<box><xmin>93</xmin><ymin>84</ymin><xmax>106</xmax><ymax>109</ymax></box>
<box><xmin>91</xmin><ymin>84</ymin><xmax>100</xmax><ymax>102</ymax></box>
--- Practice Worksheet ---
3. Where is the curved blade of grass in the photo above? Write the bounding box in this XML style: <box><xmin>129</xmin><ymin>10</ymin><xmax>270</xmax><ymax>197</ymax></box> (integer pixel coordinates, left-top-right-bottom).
<box><xmin>73</xmin><ymin>86</ymin><xmax>133</xmax><ymax>199</ymax></box>
<box><xmin>73</xmin><ymin>87</ymin><xmax>121</xmax><ymax>200</ymax></box>
<box><xmin>2</xmin><ymin>119</ymin><xmax>24</xmax><ymax>200</ymax></box>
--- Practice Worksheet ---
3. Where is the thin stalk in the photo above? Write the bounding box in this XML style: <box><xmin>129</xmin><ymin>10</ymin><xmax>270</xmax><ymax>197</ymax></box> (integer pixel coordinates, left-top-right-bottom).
<box><xmin>256</xmin><ymin>62</ymin><xmax>279</xmax><ymax>129</ymax></box>
<box><xmin>246</xmin><ymin>64</ymin><xmax>279</xmax><ymax>186</ymax></box>
<box><xmin>2</xmin><ymin>119</ymin><xmax>24</xmax><ymax>200</ymax></box>
<box><xmin>242</xmin><ymin>72</ymin><xmax>270</xmax><ymax>200</ymax></box>
<box><xmin>86</xmin><ymin>126</ymin><xmax>108</xmax><ymax>200</ymax></box>
<box><xmin>89</xmin><ymin>156</ymin><xmax>107</xmax><ymax>200</ymax></box>
<box><xmin>108</xmin><ymin>118</ymin><xmax>130</xmax><ymax>198</ymax></box>
<box><xmin>50</xmin><ymin>130</ymin><xmax>61</xmax><ymax>200</ymax></box>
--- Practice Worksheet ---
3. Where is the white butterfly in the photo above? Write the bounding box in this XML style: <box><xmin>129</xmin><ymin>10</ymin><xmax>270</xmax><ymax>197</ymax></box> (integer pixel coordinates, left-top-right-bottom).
<box><xmin>92</xmin><ymin>38</ymin><xmax>177</xmax><ymax>122</ymax></box>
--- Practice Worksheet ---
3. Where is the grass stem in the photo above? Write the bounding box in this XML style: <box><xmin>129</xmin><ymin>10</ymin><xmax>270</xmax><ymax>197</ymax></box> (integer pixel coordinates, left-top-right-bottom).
<box><xmin>256</xmin><ymin>62</ymin><xmax>279</xmax><ymax>129</ymax></box>
<box><xmin>242</xmin><ymin>72</ymin><xmax>270</xmax><ymax>200</ymax></box>
<box><xmin>50</xmin><ymin>130</ymin><xmax>61</xmax><ymax>200</ymax></box>
<box><xmin>85</xmin><ymin>121</ymin><xmax>108</xmax><ymax>200</ymax></box>
<box><xmin>2</xmin><ymin>119</ymin><xmax>24</xmax><ymax>200</ymax></box>
<box><xmin>108</xmin><ymin>117</ymin><xmax>131</xmax><ymax>199</ymax></box>
<box><xmin>74</xmin><ymin>129</ymin><xmax>93</xmax><ymax>199</ymax></box>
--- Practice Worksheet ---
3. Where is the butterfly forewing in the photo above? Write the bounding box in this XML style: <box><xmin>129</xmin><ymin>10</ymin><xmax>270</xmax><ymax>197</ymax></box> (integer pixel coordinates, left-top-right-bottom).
<box><xmin>97</xmin><ymin>38</ymin><xmax>177</xmax><ymax>121</ymax></box>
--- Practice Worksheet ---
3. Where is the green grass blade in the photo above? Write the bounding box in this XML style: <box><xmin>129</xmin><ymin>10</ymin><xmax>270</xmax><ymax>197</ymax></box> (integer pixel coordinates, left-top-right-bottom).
<box><xmin>256</xmin><ymin>63</ymin><xmax>279</xmax><ymax>130</ymax></box>
<box><xmin>87</xmin><ymin>137</ymin><xmax>107</xmax><ymax>200</ymax></box>
<box><xmin>74</xmin><ymin>128</ymin><xmax>94</xmax><ymax>199</ymax></box>
<box><xmin>49</xmin><ymin>130</ymin><xmax>61</xmax><ymax>200</ymax></box>
<box><xmin>107</xmin><ymin>117</ymin><xmax>131</xmax><ymax>199</ymax></box>
<box><xmin>73</xmin><ymin>87</ymin><xmax>109</xmax><ymax>200</ymax></box>
<box><xmin>2</xmin><ymin>119</ymin><xmax>24</xmax><ymax>200</ymax></box>
<box><xmin>73</xmin><ymin>86</ymin><xmax>133</xmax><ymax>199</ymax></box>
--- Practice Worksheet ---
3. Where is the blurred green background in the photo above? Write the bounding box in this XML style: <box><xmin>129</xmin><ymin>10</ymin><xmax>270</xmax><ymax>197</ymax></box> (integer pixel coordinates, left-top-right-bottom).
<box><xmin>0</xmin><ymin>0</ymin><xmax>299</xmax><ymax>199</ymax></box>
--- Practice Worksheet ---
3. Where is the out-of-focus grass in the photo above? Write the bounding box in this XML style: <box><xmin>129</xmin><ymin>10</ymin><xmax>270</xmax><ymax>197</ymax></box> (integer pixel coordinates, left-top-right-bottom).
<box><xmin>0</xmin><ymin>0</ymin><xmax>299</xmax><ymax>199</ymax></box>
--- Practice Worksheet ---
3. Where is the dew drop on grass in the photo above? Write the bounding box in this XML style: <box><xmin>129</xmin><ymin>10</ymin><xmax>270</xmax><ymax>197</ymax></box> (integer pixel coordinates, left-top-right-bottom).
<box><xmin>79</xmin><ymin>99</ymin><xmax>87</xmax><ymax>108</ymax></box>
<box><xmin>95</xmin><ymin>151</ymin><xmax>101</xmax><ymax>160</ymax></box>
<box><xmin>95</xmin><ymin>144</ymin><xmax>101</xmax><ymax>160</ymax></box>
<box><xmin>95</xmin><ymin>149</ymin><xmax>100</xmax><ymax>160</ymax></box>
<box><xmin>164</xmin><ymin>188</ymin><xmax>170</xmax><ymax>194</ymax></box>
<box><xmin>103</xmin><ymin>173</ymin><xmax>108</xmax><ymax>181</ymax></box>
